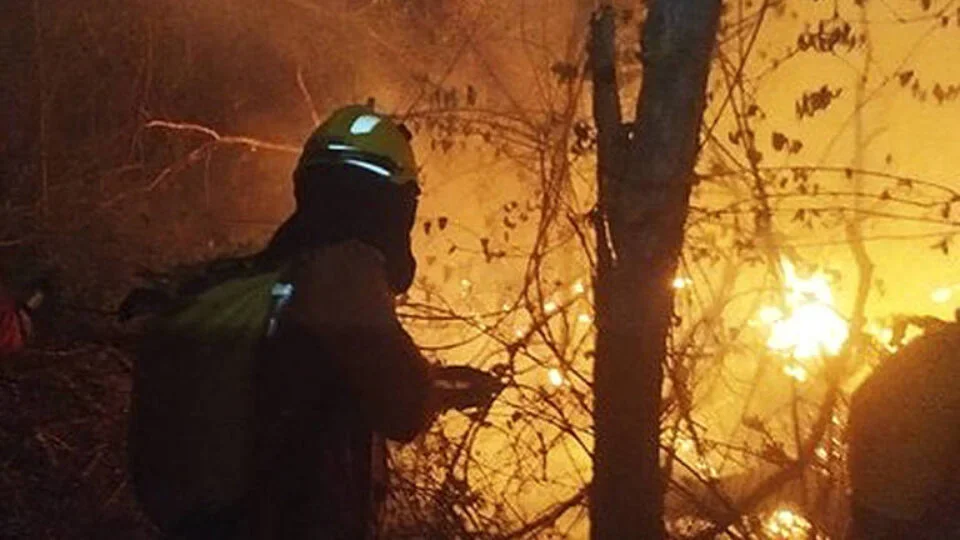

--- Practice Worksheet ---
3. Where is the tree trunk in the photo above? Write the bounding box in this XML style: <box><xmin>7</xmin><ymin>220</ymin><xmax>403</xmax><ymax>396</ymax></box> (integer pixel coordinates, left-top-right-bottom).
<box><xmin>590</xmin><ymin>2</ymin><xmax>721</xmax><ymax>539</ymax></box>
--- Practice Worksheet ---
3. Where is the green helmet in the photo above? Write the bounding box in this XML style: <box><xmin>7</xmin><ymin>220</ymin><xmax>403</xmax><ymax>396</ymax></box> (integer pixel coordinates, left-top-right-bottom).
<box><xmin>298</xmin><ymin>105</ymin><xmax>418</xmax><ymax>185</ymax></box>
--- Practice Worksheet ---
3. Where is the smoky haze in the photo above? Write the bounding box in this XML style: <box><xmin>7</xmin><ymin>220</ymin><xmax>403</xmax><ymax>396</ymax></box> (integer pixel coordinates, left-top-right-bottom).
<box><xmin>1</xmin><ymin>0</ymin><xmax>959</xmax><ymax>538</ymax></box>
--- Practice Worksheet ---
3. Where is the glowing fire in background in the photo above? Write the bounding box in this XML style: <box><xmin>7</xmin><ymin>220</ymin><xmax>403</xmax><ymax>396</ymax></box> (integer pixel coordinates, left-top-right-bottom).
<box><xmin>673</xmin><ymin>276</ymin><xmax>692</xmax><ymax>290</ymax></box>
<box><xmin>930</xmin><ymin>286</ymin><xmax>953</xmax><ymax>304</ymax></box>
<box><xmin>757</xmin><ymin>259</ymin><xmax>849</xmax><ymax>380</ymax></box>
<box><xmin>930</xmin><ymin>283</ymin><xmax>960</xmax><ymax>305</ymax></box>
<box><xmin>763</xmin><ymin>507</ymin><xmax>813</xmax><ymax>539</ymax></box>
<box><xmin>547</xmin><ymin>368</ymin><xmax>564</xmax><ymax>387</ymax></box>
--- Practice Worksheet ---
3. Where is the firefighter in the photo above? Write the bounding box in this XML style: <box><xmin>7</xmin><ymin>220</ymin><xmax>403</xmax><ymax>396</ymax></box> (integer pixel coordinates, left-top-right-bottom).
<box><xmin>250</xmin><ymin>105</ymin><xmax>487</xmax><ymax>539</ymax></box>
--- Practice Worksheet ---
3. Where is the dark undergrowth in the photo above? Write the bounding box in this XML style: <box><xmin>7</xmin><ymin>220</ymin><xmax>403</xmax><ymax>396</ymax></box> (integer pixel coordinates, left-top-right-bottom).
<box><xmin>0</xmin><ymin>327</ymin><xmax>158</xmax><ymax>539</ymax></box>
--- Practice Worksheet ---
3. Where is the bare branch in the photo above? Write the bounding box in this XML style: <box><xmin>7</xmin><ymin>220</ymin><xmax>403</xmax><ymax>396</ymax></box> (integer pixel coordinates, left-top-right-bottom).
<box><xmin>98</xmin><ymin>120</ymin><xmax>300</xmax><ymax>208</ymax></box>
<box><xmin>296</xmin><ymin>66</ymin><xmax>321</xmax><ymax>126</ymax></box>
<box><xmin>143</xmin><ymin>120</ymin><xmax>300</xmax><ymax>154</ymax></box>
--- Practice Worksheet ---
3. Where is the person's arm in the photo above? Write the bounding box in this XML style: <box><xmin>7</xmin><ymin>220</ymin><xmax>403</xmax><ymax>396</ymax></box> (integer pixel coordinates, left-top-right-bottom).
<box><xmin>322</xmin><ymin>323</ymin><xmax>435</xmax><ymax>442</ymax></box>
<box><xmin>283</xmin><ymin>241</ymin><xmax>435</xmax><ymax>442</ymax></box>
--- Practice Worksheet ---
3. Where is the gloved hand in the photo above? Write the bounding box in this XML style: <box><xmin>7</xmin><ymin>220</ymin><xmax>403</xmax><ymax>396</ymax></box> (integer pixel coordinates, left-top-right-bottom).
<box><xmin>429</xmin><ymin>365</ymin><xmax>504</xmax><ymax>413</ymax></box>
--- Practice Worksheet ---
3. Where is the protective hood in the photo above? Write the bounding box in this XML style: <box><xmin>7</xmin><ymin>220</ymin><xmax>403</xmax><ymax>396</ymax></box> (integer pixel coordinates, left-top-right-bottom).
<box><xmin>261</xmin><ymin>163</ymin><xmax>418</xmax><ymax>294</ymax></box>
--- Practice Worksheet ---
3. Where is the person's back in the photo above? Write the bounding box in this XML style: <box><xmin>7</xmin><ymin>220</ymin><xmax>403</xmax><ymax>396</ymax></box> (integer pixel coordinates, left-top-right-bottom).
<box><xmin>253</xmin><ymin>240</ymin><xmax>431</xmax><ymax>539</ymax></box>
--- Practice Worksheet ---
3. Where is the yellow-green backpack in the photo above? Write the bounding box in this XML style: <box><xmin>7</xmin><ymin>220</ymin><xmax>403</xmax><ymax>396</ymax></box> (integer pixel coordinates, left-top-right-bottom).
<box><xmin>128</xmin><ymin>264</ymin><xmax>289</xmax><ymax>529</ymax></box>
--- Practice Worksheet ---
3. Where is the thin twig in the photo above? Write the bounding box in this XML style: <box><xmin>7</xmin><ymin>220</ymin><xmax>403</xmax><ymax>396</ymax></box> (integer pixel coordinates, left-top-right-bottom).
<box><xmin>501</xmin><ymin>486</ymin><xmax>587</xmax><ymax>539</ymax></box>
<box><xmin>143</xmin><ymin>120</ymin><xmax>300</xmax><ymax>154</ymax></box>
<box><xmin>296</xmin><ymin>66</ymin><xmax>321</xmax><ymax>126</ymax></box>
<box><xmin>99</xmin><ymin>120</ymin><xmax>300</xmax><ymax>208</ymax></box>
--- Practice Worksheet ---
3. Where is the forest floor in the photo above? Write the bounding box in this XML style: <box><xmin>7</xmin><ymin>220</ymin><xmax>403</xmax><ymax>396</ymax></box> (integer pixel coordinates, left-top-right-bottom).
<box><xmin>0</xmin><ymin>324</ymin><xmax>158</xmax><ymax>539</ymax></box>
<box><xmin>0</xmin><ymin>196</ymin><xmax>273</xmax><ymax>538</ymax></box>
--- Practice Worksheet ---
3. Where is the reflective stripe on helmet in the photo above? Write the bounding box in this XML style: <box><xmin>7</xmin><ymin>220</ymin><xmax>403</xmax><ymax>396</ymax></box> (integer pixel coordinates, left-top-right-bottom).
<box><xmin>303</xmin><ymin>105</ymin><xmax>419</xmax><ymax>186</ymax></box>
<box><xmin>327</xmin><ymin>143</ymin><xmax>358</xmax><ymax>151</ymax></box>
<box><xmin>343</xmin><ymin>158</ymin><xmax>392</xmax><ymax>178</ymax></box>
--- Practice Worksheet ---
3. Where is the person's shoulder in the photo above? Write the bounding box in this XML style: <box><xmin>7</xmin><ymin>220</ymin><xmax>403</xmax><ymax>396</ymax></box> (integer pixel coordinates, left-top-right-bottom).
<box><xmin>315</xmin><ymin>239</ymin><xmax>386</xmax><ymax>269</ymax></box>
<box><xmin>295</xmin><ymin>240</ymin><xmax>389</xmax><ymax>293</ymax></box>
<box><xmin>285</xmin><ymin>240</ymin><xmax>396</xmax><ymax>330</ymax></box>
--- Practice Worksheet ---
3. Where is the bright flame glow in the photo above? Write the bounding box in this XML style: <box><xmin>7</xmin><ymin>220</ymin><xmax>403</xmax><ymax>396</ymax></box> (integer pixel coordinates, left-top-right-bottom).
<box><xmin>758</xmin><ymin>306</ymin><xmax>784</xmax><ymax>325</ymax></box>
<box><xmin>866</xmin><ymin>319</ymin><xmax>927</xmax><ymax>353</ymax></box>
<box><xmin>572</xmin><ymin>281</ymin><xmax>586</xmax><ymax>294</ymax></box>
<box><xmin>543</xmin><ymin>301</ymin><xmax>558</xmax><ymax>314</ymax></box>
<box><xmin>675</xmin><ymin>437</ymin><xmax>695</xmax><ymax>454</ymax></box>
<box><xmin>672</xmin><ymin>276</ymin><xmax>692</xmax><ymax>289</ymax></box>
<box><xmin>763</xmin><ymin>507</ymin><xmax>812</xmax><ymax>539</ymax></box>
<box><xmin>866</xmin><ymin>322</ymin><xmax>898</xmax><ymax>351</ymax></box>
<box><xmin>931</xmin><ymin>286</ymin><xmax>953</xmax><ymax>304</ymax></box>
<box><xmin>902</xmin><ymin>325</ymin><xmax>925</xmax><ymax>345</ymax></box>
<box><xmin>762</xmin><ymin>259</ymin><xmax>848</xmax><ymax>360</ymax></box>
<box><xmin>694</xmin><ymin>458</ymin><xmax>718</xmax><ymax>478</ymax></box>
<box><xmin>866</xmin><ymin>322</ymin><xmax>893</xmax><ymax>343</ymax></box>
<box><xmin>783</xmin><ymin>363</ymin><xmax>809</xmax><ymax>382</ymax></box>
<box><xmin>577</xmin><ymin>313</ymin><xmax>593</xmax><ymax>324</ymax></box>
<box><xmin>547</xmin><ymin>368</ymin><xmax>564</xmax><ymax>387</ymax></box>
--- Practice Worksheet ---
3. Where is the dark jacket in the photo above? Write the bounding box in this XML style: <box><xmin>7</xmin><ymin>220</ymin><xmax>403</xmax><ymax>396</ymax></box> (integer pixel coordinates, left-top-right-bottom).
<box><xmin>252</xmin><ymin>240</ymin><xmax>432</xmax><ymax>539</ymax></box>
